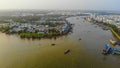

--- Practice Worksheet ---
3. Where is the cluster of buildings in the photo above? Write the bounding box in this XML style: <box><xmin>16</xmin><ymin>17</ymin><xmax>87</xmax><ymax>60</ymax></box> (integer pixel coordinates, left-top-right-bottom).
<box><xmin>56</xmin><ymin>21</ymin><xmax>72</xmax><ymax>34</ymax></box>
<box><xmin>0</xmin><ymin>23</ymin><xmax>45</xmax><ymax>34</ymax></box>
<box><xmin>0</xmin><ymin>10</ymin><xmax>74</xmax><ymax>37</ymax></box>
<box><xmin>85</xmin><ymin>14</ymin><xmax>120</xmax><ymax>29</ymax></box>
<box><xmin>91</xmin><ymin>14</ymin><xmax>120</xmax><ymax>26</ymax></box>
<box><xmin>0</xmin><ymin>20</ymin><xmax>72</xmax><ymax>35</ymax></box>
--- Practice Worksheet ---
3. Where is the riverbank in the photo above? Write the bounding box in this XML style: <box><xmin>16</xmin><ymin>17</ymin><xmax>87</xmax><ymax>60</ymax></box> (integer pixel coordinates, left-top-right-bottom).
<box><xmin>85</xmin><ymin>17</ymin><xmax>120</xmax><ymax>41</ymax></box>
<box><xmin>110</xmin><ymin>28</ymin><xmax>120</xmax><ymax>40</ymax></box>
<box><xmin>19</xmin><ymin>32</ymin><xmax>60</xmax><ymax>39</ymax></box>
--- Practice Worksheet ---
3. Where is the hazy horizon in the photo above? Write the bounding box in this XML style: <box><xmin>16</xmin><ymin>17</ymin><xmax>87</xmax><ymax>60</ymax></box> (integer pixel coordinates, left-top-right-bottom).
<box><xmin>0</xmin><ymin>0</ymin><xmax>119</xmax><ymax>11</ymax></box>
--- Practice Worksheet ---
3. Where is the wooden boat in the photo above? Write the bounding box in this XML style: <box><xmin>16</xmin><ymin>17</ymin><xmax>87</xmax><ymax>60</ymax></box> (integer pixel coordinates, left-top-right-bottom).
<box><xmin>79</xmin><ymin>38</ymin><xmax>82</xmax><ymax>40</ymax></box>
<box><xmin>51</xmin><ymin>44</ymin><xmax>56</xmax><ymax>46</ymax></box>
<box><xmin>64</xmin><ymin>49</ymin><xmax>70</xmax><ymax>54</ymax></box>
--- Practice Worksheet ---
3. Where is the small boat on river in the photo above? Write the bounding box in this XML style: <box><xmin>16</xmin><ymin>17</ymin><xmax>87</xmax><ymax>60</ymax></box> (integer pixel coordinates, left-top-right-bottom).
<box><xmin>51</xmin><ymin>43</ymin><xmax>56</xmax><ymax>46</ymax></box>
<box><xmin>79</xmin><ymin>38</ymin><xmax>82</xmax><ymax>40</ymax></box>
<box><xmin>64</xmin><ymin>49</ymin><xmax>70</xmax><ymax>54</ymax></box>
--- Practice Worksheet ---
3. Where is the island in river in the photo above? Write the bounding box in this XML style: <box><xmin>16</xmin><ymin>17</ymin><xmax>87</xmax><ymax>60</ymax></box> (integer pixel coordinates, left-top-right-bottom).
<box><xmin>0</xmin><ymin>16</ymin><xmax>72</xmax><ymax>39</ymax></box>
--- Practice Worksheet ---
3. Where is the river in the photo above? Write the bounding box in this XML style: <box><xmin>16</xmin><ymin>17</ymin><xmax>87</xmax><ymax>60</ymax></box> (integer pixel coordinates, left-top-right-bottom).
<box><xmin>0</xmin><ymin>16</ymin><xmax>120</xmax><ymax>68</ymax></box>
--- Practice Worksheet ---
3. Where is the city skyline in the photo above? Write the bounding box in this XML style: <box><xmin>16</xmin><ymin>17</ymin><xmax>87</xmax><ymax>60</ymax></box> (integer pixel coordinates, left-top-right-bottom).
<box><xmin>0</xmin><ymin>0</ymin><xmax>119</xmax><ymax>11</ymax></box>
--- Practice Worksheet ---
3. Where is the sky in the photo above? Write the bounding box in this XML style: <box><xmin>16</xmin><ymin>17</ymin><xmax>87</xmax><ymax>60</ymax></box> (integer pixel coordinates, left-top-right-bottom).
<box><xmin>0</xmin><ymin>0</ymin><xmax>119</xmax><ymax>11</ymax></box>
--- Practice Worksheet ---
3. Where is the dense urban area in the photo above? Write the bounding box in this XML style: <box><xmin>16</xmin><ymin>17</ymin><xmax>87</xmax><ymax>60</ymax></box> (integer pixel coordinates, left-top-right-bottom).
<box><xmin>0</xmin><ymin>10</ymin><xmax>74</xmax><ymax>38</ymax></box>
